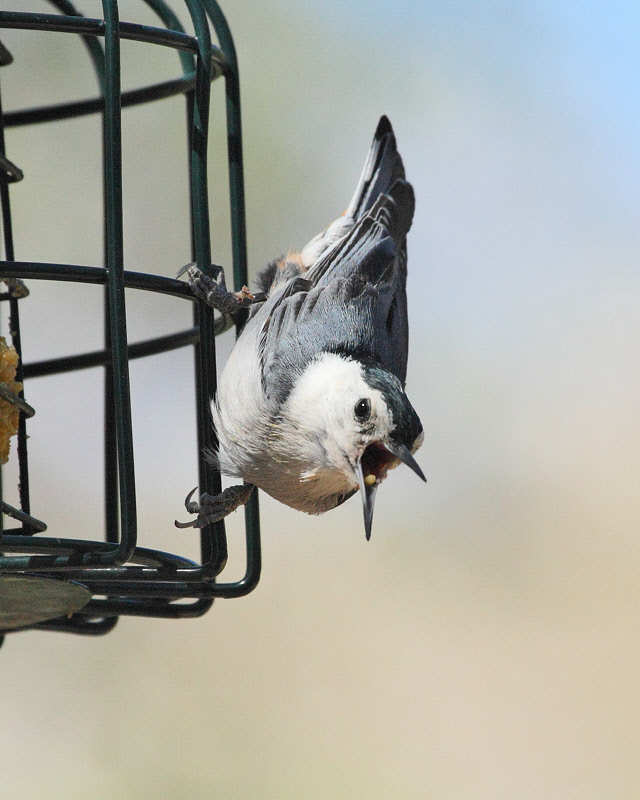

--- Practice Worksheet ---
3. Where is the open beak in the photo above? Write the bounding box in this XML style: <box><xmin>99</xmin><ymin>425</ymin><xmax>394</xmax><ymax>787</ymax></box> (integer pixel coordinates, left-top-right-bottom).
<box><xmin>356</xmin><ymin>441</ymin><xmax>426</xmax><ymax>541</ymax></box>
<box><xmin>385</xmin><ymin>441</ymin><xmax>426</xmax><ymax>483</ymax></box>
<box><xmin>355</xmin><ymin>461</ymin><xmax>378</xmax><ymax>541</ymax></box>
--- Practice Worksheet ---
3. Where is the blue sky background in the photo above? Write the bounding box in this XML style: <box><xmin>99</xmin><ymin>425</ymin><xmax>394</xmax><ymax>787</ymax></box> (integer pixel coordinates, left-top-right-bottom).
<box><xmin>2</xmin><ymin>1</ymin><xmax>640</xmax><ymax>797</ymax></box>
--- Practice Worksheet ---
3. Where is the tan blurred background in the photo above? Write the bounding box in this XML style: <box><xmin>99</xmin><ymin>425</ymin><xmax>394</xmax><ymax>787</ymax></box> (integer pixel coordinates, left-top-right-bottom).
<box><xmin>2</xmin><ymin>1</ymin><xmax>640</xmax><ymax>797</ymax></box>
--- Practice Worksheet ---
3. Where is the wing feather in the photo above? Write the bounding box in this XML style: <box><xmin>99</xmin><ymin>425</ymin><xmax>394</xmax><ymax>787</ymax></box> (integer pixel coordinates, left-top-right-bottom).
<box><xmin>254</xmin><ymin>118</ymin><xmax>415</xmax><ymax>403</ymax></box>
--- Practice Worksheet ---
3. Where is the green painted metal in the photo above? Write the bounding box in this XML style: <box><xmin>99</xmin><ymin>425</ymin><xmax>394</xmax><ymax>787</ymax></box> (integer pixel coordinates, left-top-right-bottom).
<box><xmin>0</xmin><ymin>0</ymin><xmax>262</xmax><ymax>636</ymax></box>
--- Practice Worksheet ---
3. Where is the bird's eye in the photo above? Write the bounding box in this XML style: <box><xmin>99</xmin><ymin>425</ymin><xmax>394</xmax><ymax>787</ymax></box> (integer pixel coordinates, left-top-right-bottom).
<box><xmin>354</xmin><ymin>397</ymin><xmax>371</xmax><ymax>422</ymax></box>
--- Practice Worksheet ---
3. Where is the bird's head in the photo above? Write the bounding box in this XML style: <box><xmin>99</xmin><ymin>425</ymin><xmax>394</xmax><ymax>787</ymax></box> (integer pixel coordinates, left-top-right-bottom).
<box><xmin>350</xmin><ymin>363</ymin><xmax>425</xmax><ymax>539</ymax></box>
<box><xmin>285</xmin><ymin>354</ymin><xmax>425</xmax><ymax>538</ymax></box>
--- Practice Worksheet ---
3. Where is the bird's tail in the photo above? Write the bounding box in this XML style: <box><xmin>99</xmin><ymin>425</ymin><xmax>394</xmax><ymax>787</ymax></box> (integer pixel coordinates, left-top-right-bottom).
<box><xmin>301</xmin><ymin>116</ymin><xmax>410</xmax><ymax>269</ymax></box>
<box><xmin>344</xmin><ymin>115</ymin><xmax>406</xmax><ymax>222</ymax></box>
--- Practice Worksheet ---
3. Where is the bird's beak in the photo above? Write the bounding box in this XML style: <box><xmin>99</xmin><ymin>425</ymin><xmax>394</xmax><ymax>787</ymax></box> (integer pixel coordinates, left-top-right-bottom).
<box><xmin>385</xmin><ymin>441</ymin><xmax>426</xmax><ymax>482</ymax></box>
<box><xmin>355</xmin><ymin>442</ymin><xmax>425</xmax><ymax>540</ymax></box>
<box><xmin>355</xmin><ymin>461</ymin><xmax>378</xmax><ymax>541</ymax></box>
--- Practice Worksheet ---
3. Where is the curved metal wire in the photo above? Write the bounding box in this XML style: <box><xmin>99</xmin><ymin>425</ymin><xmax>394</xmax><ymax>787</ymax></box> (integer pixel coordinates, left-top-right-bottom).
<box><xmin>0</xmin><ymin>0</ymin><xmax>262</xmax><ymax>637</ymax></box>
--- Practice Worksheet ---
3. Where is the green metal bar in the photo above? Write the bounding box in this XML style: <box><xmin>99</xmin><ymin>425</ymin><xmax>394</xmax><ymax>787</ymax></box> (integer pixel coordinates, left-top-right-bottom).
<box><xmin>182</xmin><ymin>0</ymin><xmax>228</xmax><ymax>576</ymax></box>
<box><xmin>4</xmin><ymin>76</ymin><xmax>198</xmax><ymax>128</ymax></box>
<box><xmin>201</xmin><ymin>1</ymin><xmax>247</xmax><ymax>293</ymax></box>
<box><xmin>183</xmin><ymin>1</ymin><xmax>214</xmax><ymax>268</ymax></box>
<box><xmin>104</xmin><ymin>223</ymin><xmax>119</xmax><ymax>548</ymax></box>
<box><xmin>203</xmin><ymin>0</ymin><xmax>262</xmax><ymax>592</ymax></box>
<box><xmin>0</xmin><ymin>7</ymin><xmax>228</xmax><ymax>129</ymax></box>
<box><xmin>0</xmin><ymin>1</ymin><xmax>262</xmax><ymax>601</ymax></box>
<box><xmin>33</xmin><ymin>616</ymin><xmax>118</xmax><ymax>635</ymax></box>
<box><xmin>0</xmin><ymin>261</ymin><xmax>196</xmax><ymax>296</ymax></box>
<box><xmin>0</xmin><ymin>13</ymin><xmax>212</xmax><ymax>58</ymax></box>
<box><xmin>0</xmin><ymin>515</ymin><xmax>260</xmax><ymax>594</ymax></box>
<box><xmin>101</xmin><ymin>0</ymin><xmax>136</xmax><ymax>565</ymax></box>
<box><xmin>24</xmin><ymin>328</ymin><xmax>200</xmax><ymax>379</ymax></box>
<box><xmin>77</xmin><ymin>597</ymin><xmax>213</xmax><ymax>619</ymax></box>
<box><xmin>0</xmin><ymin>536</ymin><xmax>200</xmax><ymax>569</ymax></box>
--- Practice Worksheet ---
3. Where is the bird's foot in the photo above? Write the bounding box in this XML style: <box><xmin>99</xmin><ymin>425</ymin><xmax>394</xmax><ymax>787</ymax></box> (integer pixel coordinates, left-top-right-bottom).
<box><xmin>178</xmin><ymin>262</ymin><xmax>255</xmax><ymax>315</ymax></box>
<box><xmin>175</xmin><ymin>483</ymin><xmax>254</xmax><ymax>529</ymax></box>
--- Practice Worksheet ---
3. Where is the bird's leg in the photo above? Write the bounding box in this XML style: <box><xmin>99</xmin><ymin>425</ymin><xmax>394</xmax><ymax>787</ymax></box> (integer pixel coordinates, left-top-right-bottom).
<box><xmin>174</xmin><ymin>483</ymin><xmax>255</xmax><ymax>529</ymax></box>
<box><xmin>178</xmin><ymin>262</ymin><xmax>256</xmax><ymax>315</ymax></box>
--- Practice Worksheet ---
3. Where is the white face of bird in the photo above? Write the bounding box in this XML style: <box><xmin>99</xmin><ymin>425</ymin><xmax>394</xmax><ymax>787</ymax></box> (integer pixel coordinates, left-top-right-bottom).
<box><xmin>282</xmin><ymin>353</ymin><xmax>393</xmax><ymax>472</ymax></box>
<box><xmin>282</xmin><ymin>353</ymin><xmax>425</xmax><ymax>537</ymax></box>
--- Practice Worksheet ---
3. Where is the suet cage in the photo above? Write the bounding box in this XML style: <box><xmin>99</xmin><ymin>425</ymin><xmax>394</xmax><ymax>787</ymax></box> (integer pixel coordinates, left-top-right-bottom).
<box><xmin>0</xmin><ymin>0</ymin><xmax>262</xmax><ymax>645</ymax></box>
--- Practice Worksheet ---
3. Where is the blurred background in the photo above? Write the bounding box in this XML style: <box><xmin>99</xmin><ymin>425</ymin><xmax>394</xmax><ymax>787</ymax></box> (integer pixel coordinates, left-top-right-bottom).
<box><xmin>2</xmin><ymin>1</ymin><xmax>640</xmax><ymax>797</ymax></box>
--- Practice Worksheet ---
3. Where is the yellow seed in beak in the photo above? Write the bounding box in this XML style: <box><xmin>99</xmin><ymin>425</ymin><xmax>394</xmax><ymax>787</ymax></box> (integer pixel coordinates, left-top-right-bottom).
<box><xmin>364</xmin><ymin>474</ymin><xmax>376</xmax><ymax>486</ymax></box>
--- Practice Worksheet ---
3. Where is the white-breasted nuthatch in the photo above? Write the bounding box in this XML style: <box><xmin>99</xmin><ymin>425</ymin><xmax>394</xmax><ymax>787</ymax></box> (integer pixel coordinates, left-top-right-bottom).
<box><xmin>176</xmin><ymin>116</ymin><xmax>424</xmax><ymax>539</ymax></box>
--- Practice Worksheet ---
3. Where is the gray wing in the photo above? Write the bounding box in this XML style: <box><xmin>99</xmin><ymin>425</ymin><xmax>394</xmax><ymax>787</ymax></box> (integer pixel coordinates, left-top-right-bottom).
<box><xmin>259</xmin><ymin>178</ymin><xmax>414</xmax><ymax>405</ymax></box>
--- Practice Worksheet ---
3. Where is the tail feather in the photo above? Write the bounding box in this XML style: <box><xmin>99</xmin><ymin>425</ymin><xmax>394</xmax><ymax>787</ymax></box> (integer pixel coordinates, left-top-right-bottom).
<box><xmin>345</xmin><ymin>115</ymin><xmax>405</xmax><ymax>222</ymax></box>
<box><xmin>367</xmin><ymin>177</ymin><xmax>415</xmax><ymax>247</ymax></box>
<box><xmin>300</xmin><ymin>116</ymin><xmax>409</xmax><ymax>269</ymax></box>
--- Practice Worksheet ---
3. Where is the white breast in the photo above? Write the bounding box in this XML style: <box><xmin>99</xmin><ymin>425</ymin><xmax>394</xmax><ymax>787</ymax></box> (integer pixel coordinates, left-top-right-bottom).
<box><xmin>213</xmin><ymin>349</ymin><xmax>365</xmax><ymax>514</ymax></box>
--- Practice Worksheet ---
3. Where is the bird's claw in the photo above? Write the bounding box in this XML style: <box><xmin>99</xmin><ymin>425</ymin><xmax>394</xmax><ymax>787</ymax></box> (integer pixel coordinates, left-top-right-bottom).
<box><xmin>175</xmin><ymin>483</ymin><xmax>254</xmax><ymax>529</ymax></box>
<box><xmin>178</xmin><ymin>262</ymin><xmax>255</xmax><ymax>315</ymax></box>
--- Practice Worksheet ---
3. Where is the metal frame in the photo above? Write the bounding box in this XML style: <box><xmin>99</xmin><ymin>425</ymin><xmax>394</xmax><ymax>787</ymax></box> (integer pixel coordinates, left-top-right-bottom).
<box><xmin>0</xmin><ymin>0</ymin><xmax>261</xmax><ymax>638</ymax></box>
